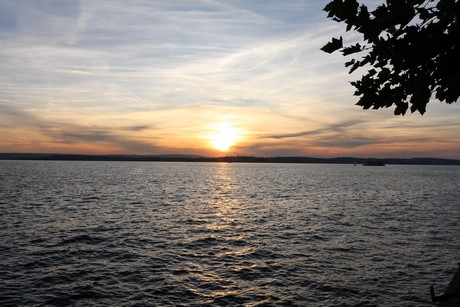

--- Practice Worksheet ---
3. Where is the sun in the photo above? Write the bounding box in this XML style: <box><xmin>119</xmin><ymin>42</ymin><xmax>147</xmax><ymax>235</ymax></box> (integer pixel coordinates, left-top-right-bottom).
<box><xmin>206</xmin><ymin>122</ymin><xmax>243</xmax><ymax>152</ymax></box>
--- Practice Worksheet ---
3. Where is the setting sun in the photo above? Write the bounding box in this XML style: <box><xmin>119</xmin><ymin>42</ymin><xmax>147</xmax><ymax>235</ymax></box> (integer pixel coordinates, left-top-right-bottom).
<box><xmin>206</xmin><ymin>122</ymin><xmax>243</xmax><ymax>152</ymax></box>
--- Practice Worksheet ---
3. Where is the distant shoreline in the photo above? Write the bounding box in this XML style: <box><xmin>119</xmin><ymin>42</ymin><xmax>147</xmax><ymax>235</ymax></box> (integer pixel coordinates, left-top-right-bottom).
<box><xmin>1</xmin><ymin>153</ymin><xmax>460</xmax><ymax>165</ymax></box>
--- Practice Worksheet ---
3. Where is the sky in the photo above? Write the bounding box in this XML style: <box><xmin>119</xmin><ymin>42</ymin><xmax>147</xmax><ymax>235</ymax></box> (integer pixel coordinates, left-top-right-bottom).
<box><xmin>1</xmin><ymin>0</ymin><xmax>459</xmax><ymax>158</ymax></box>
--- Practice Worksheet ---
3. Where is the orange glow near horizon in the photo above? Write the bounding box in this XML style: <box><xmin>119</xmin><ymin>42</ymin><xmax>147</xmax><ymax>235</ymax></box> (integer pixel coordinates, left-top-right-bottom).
<box><xmin>205</xmin><ymin>121</ymin><xmax>244</xmax><ymax>152</ymax></box>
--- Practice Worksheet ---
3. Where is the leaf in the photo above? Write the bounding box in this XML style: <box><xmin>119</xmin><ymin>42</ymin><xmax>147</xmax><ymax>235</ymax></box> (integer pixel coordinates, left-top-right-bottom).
<box><xmin>417</xmin><ymin>7</ymin><xmax>431</xmax><ymax>20</ymax></box>
<box><xmin>349</xmin><ymin>61</ymin><xmax>361</xmax><ymax>74</ymax></box>
<box><xmin>355</xmin><ymin>5</ymin><xmax>370</xmax><ymax>29</ymax></box>
<box><xmin>345</xmin><ymin>59</ymin><xmax>356</xmax><ymax>67</ymax></box>
<box><xmin>390</xmin><ymin>0</ymin><xmax>415</xmax><ymax>26</ymax></box>
<box><xmin>324</xmin><ymin>0</ymin><xmax>342</xmax><ymax>14</ymax></box>
<box><xmin>341</xmin><ymin>43</ymin><xmax>362</xmax><ymax>55</ymax></box>
<box><xmin>388</xmin><ymin>25</ymin><xmax>396</xmax><ymax>34</ymax></box>
<box><xmin>342</xmin><ymin>0</ymin><xmax>359</xmax><ymax>19</ymax></box>
<box><xmin>435</xmin><ymin>87</ymin><xmax>446</xmax><ymax>102</ymax></box>
<box><xmin>324</xmin><ymin>0</ymin><xmax>345</xmax><ymax>18</ymax></box>
<box><xmin>322</xmin><ymin>0</ymin><xmax>457</xmax><ymax>115</ymax></box>
<box><xmin>394</xmin><ymin>101</ymin><xmax>408</xmax><ymax>115</ymax></box>
<box><xmin>373</xmin><ymin>4</ymin><xmax>388</xmax><ymax>18</ymax></box>
<box><xmin>377</xmin><ymin>67</ymin><xmax>391</xmax><ymax>82</ymax></box>
<box><xmin>320</xmin><ymin>36</ymin><xmax>343</xmax><ymax>53</ymax></box>
<box><xmin>409</xmin><ymin>75</ymin><xmax>431</xmax><ymax>114</ymax></box>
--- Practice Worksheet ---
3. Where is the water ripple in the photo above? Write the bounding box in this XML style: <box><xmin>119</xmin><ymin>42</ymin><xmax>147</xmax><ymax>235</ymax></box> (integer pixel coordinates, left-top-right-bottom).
<box><xmin>1</xmin><ymin>161</ymin><xmax>459</xmax><ymax>306</ymax></box>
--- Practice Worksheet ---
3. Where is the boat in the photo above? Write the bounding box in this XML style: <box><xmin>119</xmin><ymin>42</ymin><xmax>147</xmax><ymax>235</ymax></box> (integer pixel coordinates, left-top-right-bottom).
<box><xmin>363</xmin><ymin>159</ymin><xmax>385</xmax><ymax>166</ymax></box>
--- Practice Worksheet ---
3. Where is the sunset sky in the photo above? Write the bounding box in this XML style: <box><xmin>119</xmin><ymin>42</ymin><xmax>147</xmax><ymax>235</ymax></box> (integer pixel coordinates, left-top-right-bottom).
<box><xmin>1</xmin><ymin>0</ymin><xmax>459</xmax><ymax>158</ymax></box>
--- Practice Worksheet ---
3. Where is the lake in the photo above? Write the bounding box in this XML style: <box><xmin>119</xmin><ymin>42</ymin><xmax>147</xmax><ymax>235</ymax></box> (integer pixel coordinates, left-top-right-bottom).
<box><xmin>1</xmin><ymin>161</ymin><xmax>459</xmax><ymax>306</ymax></box>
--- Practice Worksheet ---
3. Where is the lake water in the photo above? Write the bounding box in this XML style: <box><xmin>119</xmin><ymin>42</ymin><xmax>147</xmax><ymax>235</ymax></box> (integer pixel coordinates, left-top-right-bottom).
<box><xmin>1</xmin><ymin>161</ymin><xmax>459</xmax><ymax>306</ymax></box>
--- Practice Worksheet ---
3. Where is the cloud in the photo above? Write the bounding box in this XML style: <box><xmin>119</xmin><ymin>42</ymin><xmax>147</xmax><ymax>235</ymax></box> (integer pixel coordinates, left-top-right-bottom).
<box><xmin>0</xmin><ymin>103</ymin><xmax>160</xmax><ymax>154</ymax></box>
<box><xmin>0</xmin><ymin>1</ymin><xmax>459</xmax><ymax>158</ymax></box>
<box><xmin>50</xmin><ymin>129</ymin><xmax>161</xmax><ymax>154</ymax></box>
<box><xmin>0</xmin><ymin>0</ymin><xmax>342</xmax><ymax>114</ymax></box>
<box><xmin>265</xmin><ymin>120</ymin><xmax>365</xmax><ymax>139</ymax></box>
<box><xmin>122</xmin><ymin>125</ymin><xmax>150</xmax><ymax>132</ymax></box>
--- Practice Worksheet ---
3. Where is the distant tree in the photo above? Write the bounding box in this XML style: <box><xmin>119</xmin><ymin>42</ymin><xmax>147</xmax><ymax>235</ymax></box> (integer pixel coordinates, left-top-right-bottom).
<box><xmin>321</xmin><ymin>0</ymin><xmax>460</xmax><ymax>115</ymax></box>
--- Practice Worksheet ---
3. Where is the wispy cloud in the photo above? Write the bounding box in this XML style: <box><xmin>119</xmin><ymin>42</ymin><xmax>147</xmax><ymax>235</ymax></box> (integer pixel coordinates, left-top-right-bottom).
<box><xmin>0</xmin><ymin>0</ymin><xmax>459</xmax><ymax>158</ymax></box>
<box><xmin>265</xmin><ymin>120</ymin><xmax>365</xmax><ymax>139</ymax></box>
<box><xmin>0</xmin><ymin>103</ymin><xmax>161</xmax><ymax>154</ymax></box>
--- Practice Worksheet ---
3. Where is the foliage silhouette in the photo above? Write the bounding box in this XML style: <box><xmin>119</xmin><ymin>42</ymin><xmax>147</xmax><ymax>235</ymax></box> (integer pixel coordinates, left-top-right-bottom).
<box><xmin>322</xmin><ymin>0</ymin><xmax>460</xmax><ymax>115</ymax></box>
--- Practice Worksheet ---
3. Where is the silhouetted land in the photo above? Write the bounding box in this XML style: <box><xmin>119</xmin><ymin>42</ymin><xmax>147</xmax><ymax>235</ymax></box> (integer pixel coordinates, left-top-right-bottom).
<box><xmin>1</xmin><ymin>153</ymin><xmax>460</xmax><ymax>165</ymax></box>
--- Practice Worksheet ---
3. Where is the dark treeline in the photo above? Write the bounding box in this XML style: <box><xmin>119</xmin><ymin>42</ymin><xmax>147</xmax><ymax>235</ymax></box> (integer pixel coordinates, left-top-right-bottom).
<box><xmin>1</xmin><ymin>153</ymin><xmax>460</xmax><ymax>165</ymax></box>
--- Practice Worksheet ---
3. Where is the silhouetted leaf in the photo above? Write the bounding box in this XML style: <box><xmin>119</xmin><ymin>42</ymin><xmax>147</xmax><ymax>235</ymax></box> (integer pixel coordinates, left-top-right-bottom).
<box><xmin>394</xmin><ymin>101</ymin><xmax>408</xmax><ymax>115</ymax></box>
<box><xmin>320</xmin><ymin>36</ymin><xmax>343</xmax><ymax>53</ymax></box>
<box><xmin>345</xmin><ymin>59</ymin><xmax>356</xmax><ymax>67</ymax></box>
<box><xmin>417</xmin><ymin>7</ymin><xmax>431</xmax><ymax>20</ymax></box>
<box><xmin>349</xmin><ymin>61</ymin><xmax>361</xmax><ymax>74</ymax></box>
<box><xmin>321</xmin><ymin>0</ymin><xmax>460</xmax><ymax>115</ymax></box>
<box><xmin>342</xmin><ymin>43</ymin><xmax>363</xmax><ymax>55</ymax></box>
<box><xmin>324</xmin><ymin>0</ymin><xmax>341</xmax><ymax>14</ymax></box>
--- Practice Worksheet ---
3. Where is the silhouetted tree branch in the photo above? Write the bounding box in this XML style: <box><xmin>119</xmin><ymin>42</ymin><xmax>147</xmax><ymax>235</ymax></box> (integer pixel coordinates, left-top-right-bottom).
<box><xmin>322</xmin><ymin>0</ymin><xmax>460</xmax><ymax>115</ymax></box>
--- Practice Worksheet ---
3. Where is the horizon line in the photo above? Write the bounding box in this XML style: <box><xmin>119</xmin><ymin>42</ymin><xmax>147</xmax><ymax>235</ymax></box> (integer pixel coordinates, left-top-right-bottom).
<box><xmin>1</xmin><ymin>152</ymin><xmax>459</xmax><ymax>164</ymax></box>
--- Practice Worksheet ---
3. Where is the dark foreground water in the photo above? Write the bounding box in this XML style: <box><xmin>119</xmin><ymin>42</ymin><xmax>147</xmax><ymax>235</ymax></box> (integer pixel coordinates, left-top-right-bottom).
<box><xmin>1</xmin><ymin>161</ymin><xmax>459</xmax><ymax>306</ymax></box>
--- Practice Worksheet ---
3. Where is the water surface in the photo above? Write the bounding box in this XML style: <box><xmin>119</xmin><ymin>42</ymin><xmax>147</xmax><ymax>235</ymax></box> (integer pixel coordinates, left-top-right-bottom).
<box><xmin>1</xmin><ymin>161</ymin><xmax>459</xmax><ymax>306</ymax></box>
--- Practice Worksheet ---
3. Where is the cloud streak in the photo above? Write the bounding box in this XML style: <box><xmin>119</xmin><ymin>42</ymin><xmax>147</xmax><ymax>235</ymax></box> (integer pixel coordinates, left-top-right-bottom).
<box><xmin>265</xmin><ymin>120</ymin><xmax>365</xmax><ymax>139</ymax></box>
<box><xmin>0</xmin><ymin>104</ymin><xmax>161</xmax><ymax>154</ymax></box>
<box><xmin>0</xmin><ymin>1</ymin><xmax>459</xmax><ymax>158</ymax></box>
